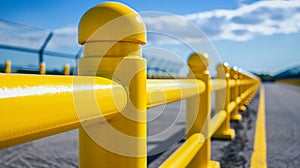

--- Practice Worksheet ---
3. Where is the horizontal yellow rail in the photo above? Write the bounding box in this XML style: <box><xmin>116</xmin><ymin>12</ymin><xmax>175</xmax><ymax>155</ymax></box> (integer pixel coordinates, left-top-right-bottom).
<box><xmin>240</xmin><ymin>84</ymin><xmax>259</xmax><ymax>101</ymax></box>
<box><xmin>240</xmin><ymin>79</ymin><xmax>258</xmax><ymax>85</ymax></box>
<box><xmin>211</xmin><ymin>79</ymin><xmax>226</xmax><ymax>91</ymax></box>
<box><xmin>228</xmin><ymin>101</ymin><xmax>237</xmax><ymax>113</ymax></box>
<box><xmin>209</xmin><ymin>110</ymin><xmax>227</xmax><ymax>137</ymax></box>
<box><xmin>160</xmin><ymin>133</ymin><xmax>205</xmax><ymax>168</ymax></box>
<box><xmin>0</xmin><ymin>74</ymin><xmax>127</xmax><ymax>149</ymax></box>
<box><xmin>147</xmin><ymin>79</ymin><xmax>205</xmax><ymax>108</ymax></box>
<box><xmin>228</xmin><ymin>79</ymin><xmax>236</xmax><ymax>88</ymax></box>
<box><xmin>226</xmin><ymin>83</ymin><xmax>259</xmax><ymax>115</ymax></box>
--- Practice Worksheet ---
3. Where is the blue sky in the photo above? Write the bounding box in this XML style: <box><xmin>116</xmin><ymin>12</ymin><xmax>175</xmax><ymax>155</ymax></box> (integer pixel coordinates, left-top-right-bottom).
<box><xmin>0</xmin><ymin>0</ymin><xmax>300</xmax><ymax>75</ymax></box>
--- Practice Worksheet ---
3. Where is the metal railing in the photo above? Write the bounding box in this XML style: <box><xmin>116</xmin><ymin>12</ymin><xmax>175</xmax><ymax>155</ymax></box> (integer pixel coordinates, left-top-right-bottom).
<box><xmin>0</xmin><ymin>2</ymin><xmax>261</xmax><ymax>168</ymax></box>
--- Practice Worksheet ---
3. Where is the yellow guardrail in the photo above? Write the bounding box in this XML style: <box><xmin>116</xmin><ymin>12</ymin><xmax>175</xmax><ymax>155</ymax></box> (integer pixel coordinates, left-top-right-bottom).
<box><xmin>0</xmin><ymin>2</ymin><xmax>261</xmax><ymax>168</ymax></box>
<box><xmin>160</xmin><ymin>133</ymin><xmax>205</xmax><ymax>168</ymax></box>
<box><xmin>0</xmin><ymin>74</ymin><xmax>127</xmax><ymax>149</ymax></box>
<box><xmin>4</xmin><ymin>60</ymin><xmax>11</xmax><ymax>73</ymax></box>
<box><xmin>147</xmin><ymin>79</ymin><xmax>206</xmax><ymax>107</ymax></box>
<box><xmin>3</xmin><ymin>60</ymin><xmax>70</xmax><ymax>75</ymax></box>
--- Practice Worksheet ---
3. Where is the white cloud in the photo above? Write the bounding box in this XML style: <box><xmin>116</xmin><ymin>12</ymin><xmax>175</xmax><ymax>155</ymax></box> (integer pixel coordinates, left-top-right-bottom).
<box><xmin>0</xmin><ymin>21</ymin><xmax>79</xmax><ymax>53</ymax></box>
<box><xmin>46</xmin><ymin>25</ymin><xmax>80</xmax><ymax>53</ymax></box>
<box><xmin>53</xmin><ymin>25</ymin><xmax>77</xmax><ymax>35</ymax></box>
<box><xmin>2</xmin><ymin>0</ymin><xmax>300</xmax><ymax>52</ymax></box>
<box><xmin>144</xmin><ymin>0</ymin><xmax>300</xmax><ymax>42</ymax></box>
<box><xmin>0</xmin><ymin>20</ymin><xmax>49</xmax><ymax>49</ymax></box>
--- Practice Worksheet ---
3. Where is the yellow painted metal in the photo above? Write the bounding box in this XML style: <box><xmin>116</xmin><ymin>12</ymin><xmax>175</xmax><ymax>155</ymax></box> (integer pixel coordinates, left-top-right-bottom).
<box><xmin>79</xmin><ymin>56</ymin><xmax>147</xmax><ymax>167</ymax></box>
<box><xmin>239</xmin><ymin>79</ymin><xmax>257</xmax><ymax>85</ymax></box>
<box><xmin>227</xmin><ymin>101</ymin><xmax>237</xmax><ymax>113</ymax></box>
<box><xmin>240</xmin><ymin>84</ymin><xmax>258</xmax><ymax>101</ymax></box>
<box><xmin>238</xmin><ymin>71</ymin><xmax>248</xmax><ymax>112</ymax></box>
<box><xmin>239</xmin><ymin>105</ymin><xmax>247</xmax><ymax>112</ymax></box>
<box><xmin>211</xmin><ymin>79</ymin><xmax>226</xmax><ymax>91</ymax></box>
<box><xmin>78</xmin><ymin>2</ymin><xmax>146</xmax><ymax>45</ymax></box>
<box><xmin>236</xmin><ymin>97</ymin><xmax>242</xmax><ymax>105</ymax></box>
<box><xmin>186</xmin><ymin>52</ymin><xmax>219</xmax><ymax>168</ymax></box>
<box><xmin>242</xmin><ymin>83</ymin><xmax>260</xmax><ymax>106</ymax></box>
<box><xmin>0</xmin><ymin>73</ymin><xmax>127</xmax><ymax>149</ymax></box>
<box><xmin>230</xmin><ymin>67</ymin><xmax>242</xmax><ymax>122</ymax></box>
<box><xmin>78</xmin><ymin>2</ymin><xmax>147</xmax><ymax>167</ymax></box>
<box><xmin>209</xmin><ymin>110</ymin><xmax>227</xmax><ymax>138</ymax></box>
<box><xmin>4</xmin><ymin>60</ymin><xmax>11</xmax><ymax>73</ymax></box>
<box><xmin>64</xmin><ymin>64</ymin><xmax>70</xmax><ymax>75</ymax></box>
<box><xmin>251</xmin><ymin>86</ymin><xmax>267</xmax><ymax>168</ymax></box>
<box><xmin>160</xmin><ymin>133</ymin><xmax>205</xmax><ymax>168</ymax></box>
<box><xmin>228</xmin><ymin>79</ymin><xmax>236</xmax><ymax>88</ymax></box>
<box><xmin>39</xmin><ymin>62</ymin><xmax>46</xmax><ymax>75</ymax></box>
<box><xmin>147</xmin><ymin>79</ymin><xmax>205</xmax><ymax>108</ymax></box>
<box><xmin>213</xmin><ymin>63</ymin><xmax>235</xmax><ymax>140</ymax></box>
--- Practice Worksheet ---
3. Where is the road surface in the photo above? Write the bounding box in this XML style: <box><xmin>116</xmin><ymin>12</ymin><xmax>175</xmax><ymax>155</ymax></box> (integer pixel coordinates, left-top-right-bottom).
<box><xmin>264</xmin><ymin>83</ymin><xmax>300</xmax><ymax>167</ymax></box>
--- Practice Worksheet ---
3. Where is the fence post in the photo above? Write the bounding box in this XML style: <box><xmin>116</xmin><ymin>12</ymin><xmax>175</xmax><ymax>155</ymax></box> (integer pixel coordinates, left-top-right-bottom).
<box><xmin>238</xmin><ymin>69</ymin><xmax>247</xmax><ymax>112</ymax></box>
<box><xmin>4</xmin><ymin>60</ymin><xmax>11</xmax><ymax>73</ymax></box>
<box><xmin>63</xmin><ymin>64</ymin><xmax>70</xmax><ymax>75</ymax></box>
<box><xmin>230</xmin><ymin>67</ymin><xmax>242</xmax><ymax>121</ymax></box>
<box><xmin>77</xmin><ymin>2</ymin><xmax>147</xmax><ymax>167</ymax></box>
<box><xmin>213</xmin><ymin>63</ymin><xmax>235</xmax><ymax>140</ymax></box>
<box><xmin>244</xmin><ymin>73</ymin><xmax>259</xmax><ymax>106</ymax></box>
<box><xmin>187</xmin><ymin>52</ymin><xmax>219</xmax><ymax>168</ymax></box>
<box><xmin>39</xmin><ymin>62</ymin><xmax>46</xmax><ymax>75</ymax></box>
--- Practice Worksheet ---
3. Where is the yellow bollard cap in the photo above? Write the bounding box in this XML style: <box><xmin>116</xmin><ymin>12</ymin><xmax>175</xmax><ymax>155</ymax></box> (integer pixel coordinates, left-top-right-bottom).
<box><xmin>188</xmin><ymin>52</ymin><xmax>210</xmax><ymax>71</ymax></box>
<box><xmin>78</xmin><ymin>2</ymin><xmax>146</xmax><ymax>45</ymax></box>
<box><xmin>217</xmin><ymin>62</ymin><xmax>230</xmax><ymax>72</ymax></box>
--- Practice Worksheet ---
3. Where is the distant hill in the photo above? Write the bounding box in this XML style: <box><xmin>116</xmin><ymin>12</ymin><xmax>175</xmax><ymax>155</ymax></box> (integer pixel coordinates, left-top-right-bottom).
<box><xmin>275</xmin><ymin>64</ymin><xmax>300</xmax><ymax>79</ymax></box>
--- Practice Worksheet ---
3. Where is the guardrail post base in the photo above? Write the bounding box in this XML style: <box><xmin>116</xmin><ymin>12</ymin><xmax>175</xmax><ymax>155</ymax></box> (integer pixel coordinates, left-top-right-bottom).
<box><xmin>239</xmin><ymin>105</ymin><xmax>247</xmax><ymax>112</ymax></box>
<box><xmin>208</xmin><ymin>161</ymin><xmax>221</xmax><ymax>168</ymax></box>
<box><xmin>213</xmin><ymin>129</ymin><xmax>235</xmax><ymax>140</ymax></box>
<box><xmin>231</xmin><ymin>113</ymin><xmax>242</xmax><ymax>122</ymax></box>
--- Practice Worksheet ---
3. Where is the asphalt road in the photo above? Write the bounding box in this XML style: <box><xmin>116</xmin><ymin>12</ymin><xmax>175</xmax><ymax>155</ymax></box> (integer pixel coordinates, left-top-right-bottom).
<box><xmin>264</xmin><ymin>83</ymin><xmax>300</xmax><ymax>167</ymax></box>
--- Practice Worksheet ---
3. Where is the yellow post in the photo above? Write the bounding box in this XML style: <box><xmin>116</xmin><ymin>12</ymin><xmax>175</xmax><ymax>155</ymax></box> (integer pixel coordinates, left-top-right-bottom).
<box><xmin>39</xmin><ymin>62</ymin><xmax>46</xmax><ymax>75</ymax></box>
<box><xmin>213</xmin><ymin>63</ymin><xmax>235</xmax><ymax>140</ymax></box>
<box><xmin>238</xmin><ymin>68</ymin><xmax>247</xmax><ymax>111</ymax></box>
<box><xmin>187</xmin><ymin>52</ymin><xmax>219</xmax><ymax>168</ymax></box>
<box><xmin>243</xmin><ymin>73</ymin><xmax>254</xmax><ymax>105</ymax></box>
<box><xmin>4</xmin><ymin>60</ymin><xmax>11</xmax><ymax>73</ymax></box>
<box><xmin>78</xmin><ymin>2</ymin><xmax>147</xmax><ymax>167</ymax></box>
<box><xmin>238</xmin><ymin>69</ymin><xmax>247</xmax><ymax>111</ymax></box>
<box><xmin>63</xmin><ymin>64</ymin><xmax>70</xmax><ymax>75</ymax></box>
<box><xmin>230</xmin><ymin>67</ymin><xmax>242</xmax><ymax>122</ymax></box>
